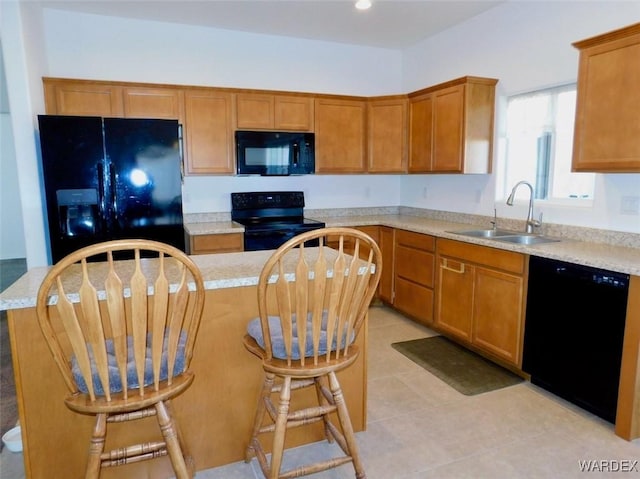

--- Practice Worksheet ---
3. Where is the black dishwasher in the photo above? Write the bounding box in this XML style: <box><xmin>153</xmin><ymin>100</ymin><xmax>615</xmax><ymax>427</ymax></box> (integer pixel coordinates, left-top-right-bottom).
<box><xmin>522</xmin><ymin>256</ymin><xmax>629</xmax><ymax>424</ymax></box>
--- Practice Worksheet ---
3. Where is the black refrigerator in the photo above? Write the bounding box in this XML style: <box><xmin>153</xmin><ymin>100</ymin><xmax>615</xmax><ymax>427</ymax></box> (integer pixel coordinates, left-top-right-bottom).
<box><xmin>38</xmin><ymin>115</ymin><xmax>185</xmax><ymax>263</ymax></box>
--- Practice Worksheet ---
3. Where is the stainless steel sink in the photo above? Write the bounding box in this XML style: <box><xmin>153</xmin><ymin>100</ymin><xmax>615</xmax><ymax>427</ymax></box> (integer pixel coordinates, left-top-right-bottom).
<box><xmin>493</xmin><ymin>234</ymin><xmax>560</xmax><ymax>245</ymax></box>
<box><xmin>448</xmin><ymin>229</ymin><xmax>517</xmax><ymax>238</ymax></box>
<box><xmin>448</xmin><ymin>228</ymin><xmax>560</xmax><ymax>245</ymax></box>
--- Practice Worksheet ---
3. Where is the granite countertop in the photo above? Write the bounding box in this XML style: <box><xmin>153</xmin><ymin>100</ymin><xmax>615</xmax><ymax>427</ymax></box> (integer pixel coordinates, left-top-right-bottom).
<box><xmin>0</xmin><ymin>246</ymin><xmax>369</xmax><ymax>312</ymax></box>
<box><xmin>0</xmin><ymin>249</ymin><xmax>272</xmax><ymax>311</ymax></box>
<box><xmin>184</xmin><ymin>220</ymin><xmax>244</xmax><ymax>236</ymax></box>
<box><xmin>3</xmin><ymin>211</ymin><xmax>638</xmax><ymax>311</ymax></box>
<box><xmin>314</xmin><ymin>213</ymin><xmax>640</xmax><ymax>276</ymax></box>
<box><xmin>184</xmin><ymin>212</ymin><xmax>640</xmax><ymax>276</ymax></box>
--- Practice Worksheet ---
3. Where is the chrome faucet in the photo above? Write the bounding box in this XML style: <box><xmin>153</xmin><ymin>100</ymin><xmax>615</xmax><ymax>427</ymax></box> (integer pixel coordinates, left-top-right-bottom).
<box><xmin>506</xmin><ymin>181</ymin><xmax>542</xmax><ymax>234</ymax></box>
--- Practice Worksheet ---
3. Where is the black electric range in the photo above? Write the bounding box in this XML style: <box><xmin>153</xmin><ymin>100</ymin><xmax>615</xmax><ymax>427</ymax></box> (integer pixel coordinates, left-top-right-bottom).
<box><xmin>231</xmin><ymin>191</ymin><xmax>325</xmax><ymax>251</ymax></box>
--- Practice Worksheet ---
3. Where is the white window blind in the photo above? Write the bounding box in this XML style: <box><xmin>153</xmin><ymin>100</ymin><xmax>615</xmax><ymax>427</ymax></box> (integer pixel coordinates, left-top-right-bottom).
<box><xmin>505</xmin><ymin>84</ymin><xmax>595</xmax><ymax>202</ymax></box>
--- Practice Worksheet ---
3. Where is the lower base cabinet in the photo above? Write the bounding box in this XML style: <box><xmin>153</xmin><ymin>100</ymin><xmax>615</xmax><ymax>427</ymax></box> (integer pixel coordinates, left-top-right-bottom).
<box><xmin>377</xmin><ymin>226</ymin><xmax>395</xmax><ymax>303</ymax></box>
<box><xmin>391</xmin><ymin>229</ymin><xmax>435</xmax><ymax>326</ymax></box>
<box><xmin>188</xmin><ymin>233</ymin><xmax>244</xmax><ymax>255</ymax></box>
<box><xmin>435</xmin><ymin>238</ymin><xmax>526</xmax><ymax>366</ymax></box>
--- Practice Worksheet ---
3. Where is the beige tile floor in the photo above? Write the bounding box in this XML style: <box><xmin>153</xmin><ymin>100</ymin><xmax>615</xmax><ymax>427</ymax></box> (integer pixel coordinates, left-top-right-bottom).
<box><xmin>2</xmin><ymin>305</ymin><xmax>638</xmax><ymax>478</ymax></box>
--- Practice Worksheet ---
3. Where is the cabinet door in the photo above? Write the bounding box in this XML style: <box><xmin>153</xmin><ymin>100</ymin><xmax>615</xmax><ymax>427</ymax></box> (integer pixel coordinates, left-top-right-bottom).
<box><xmin>236</xmin><ymin>94</ymin><xmax>314</xmax><ymax>131</ymax></box>
<box><xmin>436</xmin><ymin>257</ymin><xmax>473</xmax><ymax>340</ymax></box>
<box><xmin>572</xmin><ymin>26</ymin><xmax>640</xmax><ymax>172</ymax></box>
<box><xmin>432</xmin><ymin>84</ymin><xmax>464</xmax><ymax>172</ymax></box>
<box><xmin>274</xmin><ymin>96</ymin><xmax>314</xmax><ymax>131</ymax></box>
<box><xmin>236</xmin><ymin>93</ymin><xmax>274</xmax><ymax>129</ymax></box>
<box><xmin>314</xmin><ymin>98</ymin><xmax>367</xmax><ymax>173</ymax></box>
<box><xmin>408</xmin><ymin>93</ymin><xmax>433</xmax><ymax>172</ymax></box>
<box><xmin>473</xmin><ymin>267</ymin><xmax>524</xmax><ymax>364</ymax></box>
<box><xmin>184</xmin><ymin>90</ymin><xmax>235</xmax><ymax>175</ymax></box>
<box><xmin>123</xmin><ymin>87</ymin><xmax>185</xmax><ymax>121</ymax></box>
<box><xmin>43</xmin><ymin>79</ymin><xmax>124</xmax><ymax>116</ymax></box>
<box><xmin>368</xmin><ymin>97</ymin><xmax>408</xmax><ymax>173</ymax></box>
<box><xmin>378</xmin><ymin>226</ymin><xmax>394</xmax><ymax>304</ymax></box>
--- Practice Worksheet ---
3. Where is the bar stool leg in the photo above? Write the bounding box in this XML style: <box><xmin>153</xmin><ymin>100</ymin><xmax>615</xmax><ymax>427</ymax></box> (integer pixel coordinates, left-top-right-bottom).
<box><xmin>246</xmin><ymin>373</ymin><xmax>276</xmax><ymax>462</ymax></box>
<box><xmin>269</xmin><ymin>376</ymin><xmax>292</xmax><ymax>478</ymax></box>
<box><xmin>328</xmin><ymin>371</ymin><xmax>366</xmax><ymax>479</ymax></box>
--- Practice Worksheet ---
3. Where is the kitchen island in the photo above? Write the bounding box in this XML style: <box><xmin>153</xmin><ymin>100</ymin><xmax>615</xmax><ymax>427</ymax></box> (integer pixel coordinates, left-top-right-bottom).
<box><xmin>0</xmin><ymin>249</ymin><xmax>369</xmax><ymax>479</ymax></box>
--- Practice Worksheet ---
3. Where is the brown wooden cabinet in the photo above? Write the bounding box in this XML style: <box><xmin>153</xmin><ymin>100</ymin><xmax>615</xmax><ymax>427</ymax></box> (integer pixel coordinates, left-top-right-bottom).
<box><xmin>408</xmin><ymin>77</ymin><xmax>497</xmax><ymax>174</ymax></box>
<box><xmin>188</xmin><ymin>233</ymin><xmax>244</xmax><ymax>255</ymax></box>
<box><xmin>571</xmin><ymin>23</ymin><xmax>640</xmax><ymax>172</ymax></box>
<box><xmin>367</xmin><ymin>96</ymin><xmax>408</xmax><ymax>173</ymax></box>
<box><xmin>435</xmin><ymin>238</ymin><xmax>526</xmax><ymax>366</ymax></box>
<box><xmin>314</xmin><ymin>97</ymin><xmax>367</xmax><ymax>173</ymax></box>
<box><xmin>122</xmin><ymin>86</ymin><xmax>185</xmax><ymax>122</ymax></box>
<box><xmin>377</xmin><ymin>226</ymin><xmax>395</xmax><ymax>304</ymax></box>
<box><xmin>325</xmin><ymin>225</ymin><xmax>379</xmax><ymax>256</ymax></box>
<box><xmin>236</xmin><ymin>93</ymin><xmax>314</xmax><ymax>131</ymax></box>
<box><xmin>43</xmin><ymin>79</ymin><xmax>187</xmax><ymax>122</ymax></box>
<box><xmin>43</xmin><ymin>78</ymin><xmax>124</xmax><ymax>117</ymax></box>
<box><xmin>324</xmin><ymin>226</ymin><xmax>390</xmax><ymax>302</ymax></box>
<box><xmin>392</xmin><ymin>229</ymin><xmax>435</xmax><ymax>326</ymax></box>
<box><xmin>436</xmin><ymin>255</ymin><xmax>474</xmax><ymax>340</ymax></box>
<box><xmin>408</xmin><ymin>92</ymin><xmax>433</xmax><ymax>172</ymax></box>
<box><xmin>183</xmin><ymin>89</ymin><xmax>235</xmax><ymax>175</ymax></box>
<box><xmin>43</xmin><ymin>75</ymin><xmax>497</xmax><ymax>177</ymax></box>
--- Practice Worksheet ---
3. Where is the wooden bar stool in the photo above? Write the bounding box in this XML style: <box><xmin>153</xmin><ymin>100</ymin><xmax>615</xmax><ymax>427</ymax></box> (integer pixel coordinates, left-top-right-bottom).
<box><xmin>35</xmin><ymin>239</ymin><xmax>205</xmax><ymax>478</ymax></box>
<box><xmin>243</xmin><ymin>227</ymin><xmax>382</xmax><ymax>479</ymax></box>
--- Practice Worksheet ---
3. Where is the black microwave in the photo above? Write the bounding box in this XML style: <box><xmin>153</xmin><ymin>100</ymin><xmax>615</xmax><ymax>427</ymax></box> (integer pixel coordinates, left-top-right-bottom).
<box><xmin>235</xmin><ymin>130</ymin><xmax>315</xmax><ymax>176</ymax></box>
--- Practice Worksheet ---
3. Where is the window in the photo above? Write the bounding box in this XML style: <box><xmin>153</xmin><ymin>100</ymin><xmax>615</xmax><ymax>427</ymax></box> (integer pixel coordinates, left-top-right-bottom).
<box><xmin>504</xmin><ymin>84</ymin><xmax>594</xmax><ymax>202</ymax></box>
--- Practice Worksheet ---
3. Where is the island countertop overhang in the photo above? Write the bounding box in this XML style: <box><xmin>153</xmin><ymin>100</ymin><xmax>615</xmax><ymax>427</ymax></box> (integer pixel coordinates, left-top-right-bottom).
<box><xmin>0</xmin><ymin>249</ymin><xmax>273</xmax><ymax>312</ymax></box>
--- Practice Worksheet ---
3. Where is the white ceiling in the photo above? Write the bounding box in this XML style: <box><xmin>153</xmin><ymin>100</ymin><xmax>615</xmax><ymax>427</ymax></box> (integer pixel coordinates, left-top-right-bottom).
<box><xmin>34</xmin><ymin>0</ymin><xmax>505</xmax><ymax>49</ymax></box>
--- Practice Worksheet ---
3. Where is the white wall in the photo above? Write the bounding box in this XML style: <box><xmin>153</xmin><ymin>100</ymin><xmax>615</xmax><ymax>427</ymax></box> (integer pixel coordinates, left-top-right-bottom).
<box><xmin>41</xmin><ymin>9</ymin><xmax>404</xmax><ymax>96</ymax></box>
<box><xmin>401</xmin><ymin>1</ymin><xmax>640</xmax><ymax>232</ymax></box>
<box><xmin>0</xmin><ymin>114</ymin><xmax>27</xmax><ymax>259</ymax></box>
<box><xmin>1</xmin><ymin>1</ymin><xmax>49</xmax><ymax>266</ymax></box>
<box><xmin>0</xmin><ymin>41</ymin><xmax>27</xmax><ymax>260</ymax></box>
<box><xmin>3</xmin><ymin>2</ymin><xmax>640</xmax><ymax>266</ymax></box>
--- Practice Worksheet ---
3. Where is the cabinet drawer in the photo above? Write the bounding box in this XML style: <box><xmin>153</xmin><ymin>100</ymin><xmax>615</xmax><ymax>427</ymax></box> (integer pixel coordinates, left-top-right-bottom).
<box><xmin>394</xmin><ymin>277</ymin><xmax>434</xmax><ymax>325</ymax></box>
<box><xmin>190</xmin><ymin>233</ymin><xmax>243</xmax><ymax>254</ymax></box>
<box><xmin>395</xmin><ymin>229</ymin><xmax>435</xmax><ymax>251</ymax></box>
<box><xmin>436</xmin><ymin>238</ymin><xmax>525</xmax><ymax>274</ymax></box>
<box><xmin>395</xmin><ymin>245</ymin><xmax>434</xmax><ymax>287</ymax></box>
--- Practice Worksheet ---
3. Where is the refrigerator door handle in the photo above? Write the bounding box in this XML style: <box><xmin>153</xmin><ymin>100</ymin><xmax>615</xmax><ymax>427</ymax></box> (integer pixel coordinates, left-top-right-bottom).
<box><xmin>178</xmin><ymin>124</ymin><xmax>184</xmax><ymax>184</ymax></box>
<box><xmin>97</xmin><ymin>161</ymin><xmax>106</xmax><ymax>220</ymax></box>
<box><xmin>109</xmin><ymin>161</ymin><xmax>118</xmax><ymax>220</ymax></box>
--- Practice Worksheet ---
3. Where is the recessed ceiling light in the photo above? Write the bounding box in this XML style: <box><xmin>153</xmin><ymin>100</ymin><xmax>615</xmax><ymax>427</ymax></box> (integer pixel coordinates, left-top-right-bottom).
<box><xmin>355</xmin><ymin>0</ymin><xmax>372</xmax><ymax>11</ymax></box>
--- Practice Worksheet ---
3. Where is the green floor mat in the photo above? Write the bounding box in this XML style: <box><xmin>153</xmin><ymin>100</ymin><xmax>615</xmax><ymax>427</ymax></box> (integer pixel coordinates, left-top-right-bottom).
<box><xmin>391</xmin><ymin>336</ymin><xmax>523</xmax><ymax>396</ymax></box>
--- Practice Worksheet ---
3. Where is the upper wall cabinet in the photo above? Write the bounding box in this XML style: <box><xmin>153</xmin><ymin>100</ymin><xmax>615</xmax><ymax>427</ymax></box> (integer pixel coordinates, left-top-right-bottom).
<box><xmin>408</xmin><ymin>76</ymin><xmax>498</xmax><ymax>174</ymax></box>
<box><xmin>122</xmin><ymin>87</ymin><xmax>185</xmax><ymax>123</ymax></box>
<box><xmin>43</xmin><ymin>79</ymin><xmax>124</xmax><ymax>117</ymax></box>
<box><xmin>314</xmin><ymin>97</ymin><xmax>367</xmax><ymax>173</ymax></box>
<box><xmin>43</xmin><ymin>76</ymin><xmax>499</xmax><ymax>177</ymax></box>
<box><xmin>367</xmin><ymin>96</ymin><xmax>408</xmax><ymax>173</ymax></box>
<box><xmin>44</xmin><ymin>79</ymin><xmax>186</xmax><ymax>122</ymax></box>
<box><xmin>183</xmin><ymin>89</ymin><xmax>235</xmax><ymax>175</ymax></box>
<box><xmin>236</xmin><ymin>93</ymin><xmax>314</xmax><ymax>131</ymax></box>
<box><xmin>571</xmin><ymin>23</ymin><xmax>640</xmax><ymax>173</ymax></box>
